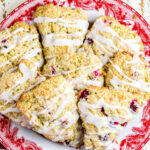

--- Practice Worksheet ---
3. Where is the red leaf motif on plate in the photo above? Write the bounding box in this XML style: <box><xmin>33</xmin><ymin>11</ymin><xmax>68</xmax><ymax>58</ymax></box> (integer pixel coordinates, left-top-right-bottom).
<box><xmin>0</xmin><ymin>114</ymin><xmax>42</xmax><ymax>150</ymax></box>
<box><xmin>120</xmin><ymin>100</ymin><xmax>150</xmax><ymax>150</ymax></box>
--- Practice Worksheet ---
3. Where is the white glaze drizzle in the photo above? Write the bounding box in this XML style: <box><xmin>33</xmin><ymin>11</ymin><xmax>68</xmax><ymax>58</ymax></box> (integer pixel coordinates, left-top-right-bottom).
<box><xmin>34</xmin><ymin>17</ymin><xmax>89</xmax><ymax>57</ymax></box>
<box><xmin>0</xmin><ymin>27</ymin><xmax>38</xmax><ymax>54</ymax></box>
<box><xmin>107</xmin><ymin>102</ymin><xmax>147</xmax><ymax>150</ymax></box>
<box><xmin>0</xmin><ymin>63</ymin><xmax>45</xmax><ymax>126</ymax></box>
<box><xmin>0</xmin><ymin>63</ymin><xmax>37</xmax><ymax>103</ymax></box>
<box><xmin>0</xmin><ymin>47</ymin><xmax>42</xmax><ymax>70</ymax></box>
<box><xmin>78</xmin><ymin>96</ymin><xmax>145</xmax><ymax>147</ymax></box>
<box><xmin>34</xmin><ymin>17</ymin><xmax>88</xmax><ymax>30</ymax></box>
<box><xmin>2</xmin><ymin>67</ymin><xmax>18</xmax><ymax>77</ymax></box>
<box><xmin>86</xmin><ymin>18</ymin><xmax>142</xmax><ymax>64</ymax></box>
<box><xmin>44</xmin><ymin>64</ymin><xmax>103</xmax><ymax>89</ymax></box>
<box><xmin>44</xmin><ymin>64</ymin><xmax>101</xmax><ymax>77</ymax></box>
<box><xmin>43</xmin><ymin>34</ymin><xmax>83</xmax><ymax>47</ymax></box>
<box><xmin>27</xmin><ymin>81</ymin><xmax>79</xmax><ymax>141</ymax></box>
<box><xmin>109</xmin><ymin>56</ymin><xmax>150</xmax><ymax>92</ymax></box>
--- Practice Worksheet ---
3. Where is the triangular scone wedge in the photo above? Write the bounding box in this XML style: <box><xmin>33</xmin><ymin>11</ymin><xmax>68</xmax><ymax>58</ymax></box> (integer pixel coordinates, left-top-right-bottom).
<box><xmin>43</xmin><ymin>52</ymin><xmax>103</xmax><ymax>90</ymax></box>
<box><xmin>78</xmin><ymin>86</ymin><xmax>150</xmax><ymax>150</ymax></box>
<box><xmin>17</xmin><ymin>76</ymin><xmax>83</xmax><ymax>148</ymax></box>
<box><xmin>0</xmin><ymin>22</ymin><xmax>44</xmax><ymax>77</ymax></box>
<box><xmin>34</xmin><ymin>4</ymin><xmax>89</xmax><ymax>60</ymax></box>
<box><xmin>105</xmin><ymin>51</ymin><xmax>150</xmax><ymax>92</ymax></box>
<box><xmin>79</xmin><ymin>16</ymin><xmax>144</xmax><ymax>65</ymax></box>
<box><xmin>0</xmin><ymin>59</ymin><xmax>45</xmax><ymax>127</ymax></box>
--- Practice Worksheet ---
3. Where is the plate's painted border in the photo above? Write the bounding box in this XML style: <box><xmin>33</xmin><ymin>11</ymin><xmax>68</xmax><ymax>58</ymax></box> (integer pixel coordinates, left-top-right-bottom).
<box><xmin>0</xmin><ymin>0</ymin><xmax>150</xmax><ymax>150</ymax></box>
<box><xmin>0</xmin><ymin>114</ymin><xmax>42</xmax><ymax>150</ymax></box>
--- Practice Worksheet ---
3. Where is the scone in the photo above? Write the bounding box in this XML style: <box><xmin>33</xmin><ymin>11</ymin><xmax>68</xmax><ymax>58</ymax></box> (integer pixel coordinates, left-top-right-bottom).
<box><xmin>43</xmin><ymin>52</ymin><xmax>103</xmax><ymax>90</ymax></box>
<box><xmin>105</xmin><ymin>51</ymin><xmax>150</xmax><ymax>92</ymax></box>
<box><xmin>17</xmin><ymin>76</ymin><xmax>83</xmax><ymax>148</ymax></box>
<box><xmin>34</xmin><ymin>4</ymin><xmax>89</xmax><ymax>60</ymax></box>
<box><xmin>78</xmin><ymin>86</ymin><xmax>150</xmax><ymax>150</ymax></box>
<box><xmin>0</xmin><ymin>59</ymin><xmax>45</xmax><ymax>127</ymax></box>
<box><xmin>0</xmin><ymin>22</ymin><xmax>44</xmax><ymax>77</ymax></box>
<box><xmin>80</xmin><ymin>16</ymin><xmax>144</xmax><ymax>65</ymax></box>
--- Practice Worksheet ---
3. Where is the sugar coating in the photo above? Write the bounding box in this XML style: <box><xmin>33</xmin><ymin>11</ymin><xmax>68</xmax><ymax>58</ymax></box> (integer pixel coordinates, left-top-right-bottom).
<box><xmin>78</xmin><ymin>86</ymin><xmax>150</xmax><ymax>150</ymax></box>
<box><xmin>0</xmin><ymin>22</ymin><xmax>44</xmax><ymax>77</ymax></box>
<box><xmin>17</xmin><ymin>76</ymin><xmax>83</xmax><ymax>147</ymax></box>
<box><xmin>43</xmin><ymin>52</ymin><xmax>103</xmax><ymax>90</ymax></box>
<box><xmin>80</xmin><ymin>16</ymin><xmax>144</xmax><ymax>65</ymax></box>
<box><xmin>105</xmin><ymin>51</ymin><xmax>150</xmax><ymax>92</ymax></box>
<box><xmin>34</xmin><ymin>4</ymin><xmax>89</xmax><ymax>59</ymax></box>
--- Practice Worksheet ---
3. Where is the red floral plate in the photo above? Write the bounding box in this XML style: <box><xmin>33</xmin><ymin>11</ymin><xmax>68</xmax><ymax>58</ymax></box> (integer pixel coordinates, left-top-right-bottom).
<box><xmin>0</xmin><ymin>0</ymin><xmax>150</xmax><ymax>150</ymax></box>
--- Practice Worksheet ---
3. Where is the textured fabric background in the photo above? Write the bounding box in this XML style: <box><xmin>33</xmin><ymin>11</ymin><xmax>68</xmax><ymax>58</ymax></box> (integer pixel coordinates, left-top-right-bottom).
<box><xmin>0</xmin><ymin>0</ymin><xmax>149</xmax><ymax>149</ymax></box>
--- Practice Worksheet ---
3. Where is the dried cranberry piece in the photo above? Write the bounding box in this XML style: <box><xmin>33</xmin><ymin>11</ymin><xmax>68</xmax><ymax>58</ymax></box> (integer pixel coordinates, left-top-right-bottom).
<box><xmin>109</xmin><ymin>21</ymin><xmax>112</xmax><ymax>25</ymax></box>
<box><xmin>65</xmin><ymin>140</ymin><xmax>70</xmax><ymax>145</ymax></box>
<box><xmin>37</xmin><ymin>73</ymin><xmax>40</xmax><ymax>77</ymax></box>
<box><xmin>51</xmin><ymin>66</ymin><xmax>56</xmax><ymax>74</ymax></box>
<box><xmin>110</xmin><ymin>121</ymin><xmax>119</xmax><ymax>126</ymax></box>
<box><xmin>145</xmin><ymin>51</ymin><xmax>150</xmax><ymax>57</ymax></box>
<box><xmin>80</xmin><ymin>89</ymin><xmax>90</xmax><ymax>100</ymax></box>
<box><xmin>130</xmin><ymin>99</ymin><xmax>138</xmax><ymax>112</ymax></box>
<box><xmin>94</xmin><ymin>69</ymin><xmax>102</xmax><ymax>77</ymax></box>
<box><xmin>101</xmin><ymin>107</ymin><xmax>108</xmax><ymax>117</ymax></box>
<box><xmin>48</xmin><ymin>112</ymin><xmax>51</xmax><ymax>115</ymax></box>
<box><xmin>13</xmin><ymin>100</ymin><xmax>17</xmax><ymax>104</ymax></box>
<box><xmin>61</xmin><ymin>120</ymin><xmax>67</xmax><ymax>125</ymax></box>
<box><xmin>104</xmin><ymin>19</ymin><xmax>107</xmax><ymax>23</ymax></box>
<box><xmin>87</xmin><ymin>38</ymin><xmax>93</xmax><ymax>44</ymax></box>
<box><xmin>1</xmin><ymin>39</ymin><xmax>7</xmax><ymax>43</ymax></box>
<box><xmin>100</xmin><ymin>135</ymin><xmax>109</xmax><ymax>141</ymax></box>
<box><xmin>2</xmin><ymin>45</ymin><xmax>7</xmax><ymax>49</ymax></box>
<box><xmin>114</xmin><ymin>122</ymin><xmax>119</xmax><ymax>125</ymax></box>
<box><xmin>121</xmin><ymin>122</ymin><xmax>128</xmax><ymax>127</ymax></box>
<box><xmin>103</xmin><ymin>134</ymin><xmax>109</xmax><ymax>141</ymax></box>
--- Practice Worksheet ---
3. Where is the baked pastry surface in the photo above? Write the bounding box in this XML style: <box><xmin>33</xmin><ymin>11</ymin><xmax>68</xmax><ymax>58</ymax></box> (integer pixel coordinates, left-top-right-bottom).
<box><xmin>34</xmin><ymin>4</ymin><xmax>89</xmax><ymax>60</ymax></box>
<box><xmin>0</xmin><ymin>59</ymin><xmax>45</xmax><ymax>127</ymax></box>
<box><xmin>0</xmin><ymin>22</ymin><xmax>44</xmax><ymax>77</ymax></box>
<box><xmin>17</xmin><ymin>76</ymin><xmax>83</xmax><ymax>147</ymax></box>
<box><xmin>105</xmin><ymin>51</ymin><xmax>150</xmax><ymax>92</ymax></box>
<box><xmin>0</xmin><ymin>22</ymin><xmax>45</xmax><ymax>127</ymax></box>
<box><xmin>43</xmin><ymin>52</ymin><xmax>103</xmax><ymax>90</ymax></box>
<box><xmin>80</xmin><ymin>16</ymin><xmax>144</xmax><ymax>65</ymax></box>
<box><xmin>78</xmin><ymin>86</ymin><xmax>150</xmax><ymax>150</ymax></box>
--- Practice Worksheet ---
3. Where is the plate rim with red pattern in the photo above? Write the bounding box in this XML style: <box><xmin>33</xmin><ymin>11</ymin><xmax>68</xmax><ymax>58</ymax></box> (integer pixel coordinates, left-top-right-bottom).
<box><xmin>0</xmin><ymin>0</ymin><xmax>150</xmax><ymax>150</ymax></box>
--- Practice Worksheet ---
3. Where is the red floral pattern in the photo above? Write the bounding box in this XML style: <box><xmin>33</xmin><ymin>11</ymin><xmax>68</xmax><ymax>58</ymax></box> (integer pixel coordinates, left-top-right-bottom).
<box><xmin>120</xmin><ymin>100</ymin><xmax>150</xmax><ymax>150</ymax></box>
<box><xmin>0</xmin><ymin>114</ymin><xmax>42</xmax><ymax>150</ymax></box>
<box><xmin>0</xmin><ymin>0</ymin><xmax>150</xmax><ymax>149</ymax></box>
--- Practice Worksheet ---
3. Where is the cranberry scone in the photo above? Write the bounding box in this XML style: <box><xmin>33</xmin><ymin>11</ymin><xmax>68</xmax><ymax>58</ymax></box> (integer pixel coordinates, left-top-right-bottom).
<box><xmin>43</xmin><ymin>52</ymin><xmax>103</xmax><ymax>90</ymax></box>
<box><xmin>0</xmin><ymin>59</ymin><xmax>45</xmax><ymax>127</ymax></box>
<box><xmin>78</xmin><ymin>86</ymin><xmax>150</xmax><ymax>150</ymax></box>
<box><xmin>34</xmin><ymin>4</ymin><xmax>89</xmax><ymax>60</ymax></box>
<box><xmin>105</xmin><ymin>51</ymin><xmax>150</xmax><ymax>92</ymax></box>
<box><xmin>17</xmin><ymin>76</ymin><xmax>83</xmax><ymax>148</ymax></box>
<box><xmin>0</xmin><ymin>22</ymin><xmax>44</xmax><ymax>77</ymax></box>
<box><xmin>79</xmin><ymin>16</ymin><xmax>144</xmax><ymax>65</ymax></box>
